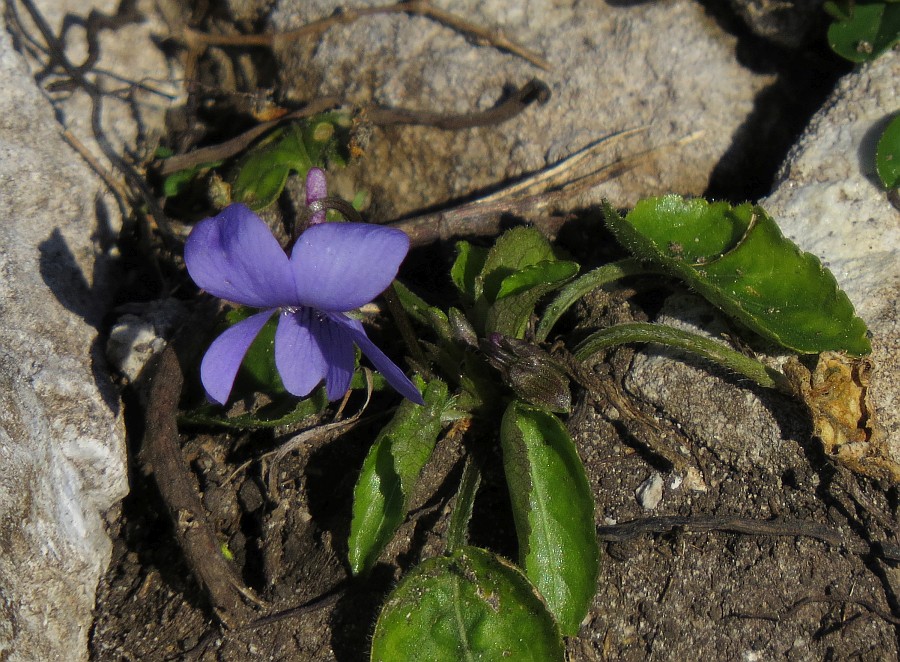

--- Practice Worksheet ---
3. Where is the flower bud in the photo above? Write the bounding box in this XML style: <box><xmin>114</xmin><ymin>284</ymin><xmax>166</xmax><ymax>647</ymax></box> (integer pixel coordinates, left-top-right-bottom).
<box><xmin>480</xmin><ymin>333</ymin><xmax>571</xmax><ymax>413</ymax></box>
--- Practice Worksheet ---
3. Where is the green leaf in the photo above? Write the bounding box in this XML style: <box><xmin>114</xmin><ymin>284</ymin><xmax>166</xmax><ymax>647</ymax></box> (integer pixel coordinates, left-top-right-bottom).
<box><xmin>348</xmin><ymin>379</ymin><xmax>449</xmax><ymax>575</ymax></box>
<box><xmin>477</xmin><ymin>227</ymin><xmax>557</xmax><ymax>303</ymax></box>
<box><xmin>231</xmin><ymin>125</ymin><xmax>311</xmax><ymax>211</ymax></box>
<box><xmin>302</xmin><ymin>111</ymin><xmax>352</xmax><ymax>167</ymax></box>
<box><xmin>495</xmin><ymin>260</ymin><xmax>580</xmax><ymax>300</ymax></box>
<box><xmin>604</xmin><ymin>196</ymin><xmax>871</xmax><ymax>355</ymax></box>
<box><xmin>228</xmin><ymin>112</ymin><xmax>351</xmax><ymax>211</ymax></box>
<box><xmin>500</xmin><ymin>401</ymin><xmax>599</xmax><ymax>636</ymax></box>
<box><xmin>536</xmin><ymin>258</ymin><xmax>665</xmax><ymax>342</ymax></box>
<box><xmin>393</xmin><ymin>280</ymin><xmax>453</xmax><ymax>343</ymax></box>
<box><xmin>162</xmin><ymin>159</ymin><xmax>224</xmax><ymax>198</ymax></box>
<box><xmin>450</xmin><ymin>241</ymin><xmax>489</xmax><ymax>300</ymax></box>
<box><xmin>455</xmin><ymin>229</ymin><xmax>560</xmax><ymax>336</ymax></box>
<box><xmin>876</xmin><ymin>114</ymin><xmax>900</xmax><ymax>189</ymax></box>
<box><xmin>371</xmin><ymin>546</ymin><xmax>564</xmax><ymax>662</ymax></box>
<box><xmin>827</xmin><ymin>2</ymin><xmax>900</xmax><ymax>62</ymax></box>
<box><xmin>446</xmin><ymin>458</ymin><xmax>481</xmax><ymax>553</ymax></box>
<box><xmin>486</xmin><ymin>260</ymin><xmax>579</xmax><ymax>339</ymax></box>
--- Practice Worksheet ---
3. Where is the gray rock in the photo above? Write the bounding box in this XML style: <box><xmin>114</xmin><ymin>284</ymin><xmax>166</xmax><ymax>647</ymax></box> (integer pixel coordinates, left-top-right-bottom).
<box><xmin>0</xmin><ymin>1</ymin><xmax>176</xmax><ymax>659</ymax></box>
<box><xmin>762</xmin><ymin>50</ymin><xmax>900</xmax><ymax>458</ymax></box>
<box><xmin>270</xmin><ymin>0</ymin><xmax>775</xmax><ymax>218</ymax></box>
<box><xmin>625</xmin><ymin>51</ymin><xmax>899</xmax><ymax>479</ymax></box>
<box><xmin>728</xmin><ymin>0</ymin><xmax>827</xmax><ymax>48</ymax></box>
<box><xmin>625</xmin><ymin>294</ymin><xmax>802</xmax><ymax>483</ymax></box>
<box><xmin>107</xmin><ymin>299</ymin><xmax>189</xmax><ymax>384</ymax></box>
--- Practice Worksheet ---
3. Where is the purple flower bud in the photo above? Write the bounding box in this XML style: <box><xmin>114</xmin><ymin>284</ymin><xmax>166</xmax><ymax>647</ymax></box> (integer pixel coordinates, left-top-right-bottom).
<box><xmin>305</xmin><ymin>167</ymin><xmax>328</xmax><ymax>225</ymax></box>
<box><xmin>480</xmin><ymin>333</ymin><xmax>571</xmax><ymax>413</ymax></box>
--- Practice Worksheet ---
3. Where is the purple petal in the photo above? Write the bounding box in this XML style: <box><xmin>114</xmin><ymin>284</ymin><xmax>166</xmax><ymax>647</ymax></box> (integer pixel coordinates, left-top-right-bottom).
<box><xmin>319</xmin><ymin>315</ymin><xmax>356</xmax><ymax>400</ymax></box>
<box><xmin>274</xmin><ymin>308</ymin><xmax>328</xmax><ymax>397</ymax></box>
<box><xmin>305</xmin><ymin>167</ymin><xmax>328</xmax><ymax>226</ymax></box>
<box><xmin>290</xmin><ymin>223</ymin><xmax>410</xmax><ymax>312</ymax></box>
<box><xmin>335</xmin><ymin>315</ymin><xmax>424</xmax><ymax>404</ymax></box>
<box><xmin>200</xmin><ymin>309</ymin><xmax>276</xmax><ymax>405</ymax></box>
<box><xmin>185</xmin><ymin>204</ymin><xmax>296</xmax><ymax>308</ymax></box>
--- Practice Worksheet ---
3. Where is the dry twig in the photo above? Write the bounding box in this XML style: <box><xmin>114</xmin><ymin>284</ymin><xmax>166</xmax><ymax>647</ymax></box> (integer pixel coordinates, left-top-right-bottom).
<box><xmin>596</xmin><ymin>514</ymin><xmax>846</xmax><ymax>548</ymax></box>
<box><xmin>730</xmin><ymin>593</ymin><xmax>900</xmax><ymax>627</ymax></box>
<box><xmin>156</xmin><ymin>79</ymin><xmax>549</xmax><ymax>175</ymax></box>
<box><xmin>182</xmin><ymin>0</ymin><xmax>550</xmax><ymax>71</ymax></box>
<box><xmin>264</xmin><ymin>371</ymin><xmax>375</xmax><ymax>499</ymax></box>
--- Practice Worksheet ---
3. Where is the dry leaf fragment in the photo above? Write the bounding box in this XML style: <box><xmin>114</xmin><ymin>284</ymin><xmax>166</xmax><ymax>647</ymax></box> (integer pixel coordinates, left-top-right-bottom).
<box><xmin>785</xmin><ymin>351</ymin><xmax>900</xmax><ymax>483</ymax></box>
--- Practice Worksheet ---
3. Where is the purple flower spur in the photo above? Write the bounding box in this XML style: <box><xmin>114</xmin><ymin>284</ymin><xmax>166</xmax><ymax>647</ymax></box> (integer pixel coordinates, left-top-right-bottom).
<box><xmin>184</xmin><ymin>202</ymin><xmax>423</xmax><ymax>406</ymax></box>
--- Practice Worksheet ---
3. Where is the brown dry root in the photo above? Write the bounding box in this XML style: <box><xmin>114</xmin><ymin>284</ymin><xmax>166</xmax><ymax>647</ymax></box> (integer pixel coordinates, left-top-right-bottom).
<box><xmin>141</xmin><ymin>345</ymin><xmax>260</xmax><ymax>627</ymax></box>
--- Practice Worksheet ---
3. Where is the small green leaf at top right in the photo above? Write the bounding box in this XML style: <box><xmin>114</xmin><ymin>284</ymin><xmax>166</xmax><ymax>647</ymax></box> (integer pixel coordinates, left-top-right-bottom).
<box><xmin>876</xmin><ymin>114</ymin><xmax>900</xmax><ymax>190</ymax></box>
<box><xmin>825</xmin><ymin>1</ymin><xmax>900</xmax><ymax>63</ymax></box>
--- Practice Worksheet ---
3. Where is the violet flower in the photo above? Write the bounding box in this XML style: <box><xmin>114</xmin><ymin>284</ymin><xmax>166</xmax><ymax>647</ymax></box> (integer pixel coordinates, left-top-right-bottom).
<box><xmin>184</xmin><ymin>202</ymin><xmax>423</xmax><ymax>406</ymax></box>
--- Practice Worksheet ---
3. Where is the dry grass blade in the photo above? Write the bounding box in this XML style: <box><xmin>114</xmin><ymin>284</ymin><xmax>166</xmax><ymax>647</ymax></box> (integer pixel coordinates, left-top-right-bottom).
<box><xmin>264</xmin><ymin>370</ymin><xmax>375</xmax><ymax>499</ymax></box>
<box><xmin>391</xmin><ymin>130</ymin><xmax>705</xmax><ymax>246</ymax></box>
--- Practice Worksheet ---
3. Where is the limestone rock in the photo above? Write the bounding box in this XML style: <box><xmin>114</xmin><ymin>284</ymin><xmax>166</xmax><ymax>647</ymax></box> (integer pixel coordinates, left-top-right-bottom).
<box><xmin>624</xmin><ymin>51</ymin><xmax>899</xmax><ymax>481</ymax></box>
<box><xmin>0</xmin><ymin>1</ymin><xmax>177</xmax><ymax>659</ymax></box>
<box><xmin>636</xmin><ymin>471</ymin><xmax>665</xmax><ymax>510</ymax></box>
<box><xmin>762</xmin><ymin>50</ymin><xmax>900</xmax><ymax>463</ymax></box>
<box><xmin>727</xmin><ymin>0</ymin><xmax>827</xmax><ymax>47</ymax></box>
<box><xmin>270</xmin><ymin>0</ymin><xmax>775</xmax><ymax>219</ymax></box>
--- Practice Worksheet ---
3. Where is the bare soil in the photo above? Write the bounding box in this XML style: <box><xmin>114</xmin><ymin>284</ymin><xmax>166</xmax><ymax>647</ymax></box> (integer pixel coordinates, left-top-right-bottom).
<box><xmin>90</xmin><ymin>373</ymin><xmax>900</xmax><ymax>661</ymax></box>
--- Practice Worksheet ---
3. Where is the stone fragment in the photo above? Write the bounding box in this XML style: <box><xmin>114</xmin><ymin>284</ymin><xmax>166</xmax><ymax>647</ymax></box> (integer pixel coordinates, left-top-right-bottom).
<box><xmin>636</xmin><ymin>472</ymin><xmax>665</xmax><ymax>510</ymax></box>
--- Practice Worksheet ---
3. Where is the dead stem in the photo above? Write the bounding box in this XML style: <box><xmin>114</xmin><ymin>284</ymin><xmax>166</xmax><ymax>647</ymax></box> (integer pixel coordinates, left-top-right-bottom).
<box><xmin>264</xmin><ymin>371</ymin><xmax>375</xmax><ymax>500</ymax></box>
<box><xmin>156</xmin><ymin>96</ymin><xmax>342</xmax><ymax>175</ymax></box>
<box><xmin>61</xmin><ymin>129</ymin><xmax>131</xmax><ymax>202</ymax></box>
<box><xmin>183</xmin><ymin>0</ymin><xmax>550</xmax><ymax>71</ymax></box>
<box><xmin>596</xmin><ymin>514</ymin><xmax>847</xmax><ymax>548</ymax></box>
<box><xmin>156</xmin><ymin>79</ymin><xmax>549</xmax><ymax>176</ymax></box>
<box><xmin>730</xmin><ymin>593</ymin><xmax>900</xmax><ymax>627</ymax></box>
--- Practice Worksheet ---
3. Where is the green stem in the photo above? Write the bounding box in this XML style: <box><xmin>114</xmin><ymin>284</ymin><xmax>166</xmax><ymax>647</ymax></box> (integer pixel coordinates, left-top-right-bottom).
<box><xmin>384</xmin><ymin>283</ymin><xmax>433</xmax><ymax>379</ymax></box>
<box><xmin>535</xmin><ymin>258</ymin><xmax>665</xmax><ymax>343</ymax></box>
<box><xmin>446</xmin><ymin>456</ymin><xmax>482</xmax><ymax>553</ymax></box>
<box><xmin>573</xmin><ymin>322</ymin><xmax>791</xmax><ymax>392</ymax></box>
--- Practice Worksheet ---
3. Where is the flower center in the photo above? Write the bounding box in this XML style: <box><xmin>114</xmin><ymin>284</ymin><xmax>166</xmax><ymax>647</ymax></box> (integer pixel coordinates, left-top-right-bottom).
<box><xmin>280</xmin><ymin>306</ymin><xmax>329</xmax><ymax>324</ymax></box>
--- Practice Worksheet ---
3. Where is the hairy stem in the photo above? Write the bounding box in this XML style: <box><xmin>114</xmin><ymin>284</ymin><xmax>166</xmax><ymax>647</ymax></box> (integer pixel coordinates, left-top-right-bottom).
<box><xmin>574</xmin><ymin>322</ymin><xmax>790</xmax><ymax>392</ymax></box>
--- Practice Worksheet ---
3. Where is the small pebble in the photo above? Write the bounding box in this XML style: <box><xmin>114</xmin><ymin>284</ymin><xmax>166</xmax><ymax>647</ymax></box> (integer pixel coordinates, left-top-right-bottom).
<box><xmin>635</xmin><ymin>472</ymin><xmax>664</xmax><ymax>510</ymax></box>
